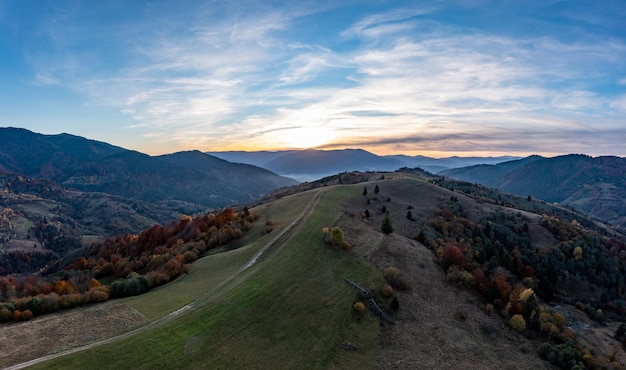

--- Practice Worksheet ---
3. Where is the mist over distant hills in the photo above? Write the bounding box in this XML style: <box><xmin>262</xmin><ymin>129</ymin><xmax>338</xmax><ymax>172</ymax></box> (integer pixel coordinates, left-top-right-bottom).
<box><xmin>208</xmin><ymin>149</ymin><xmax>519</xmax><ymax>180</ymax></box>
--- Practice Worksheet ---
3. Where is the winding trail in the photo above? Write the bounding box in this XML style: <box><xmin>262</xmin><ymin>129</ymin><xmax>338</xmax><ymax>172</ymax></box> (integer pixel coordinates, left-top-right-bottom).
<box><xmin>5</xmin><ymin>190</ymin><xmax>323</xmax><ymax>370</ymax></box>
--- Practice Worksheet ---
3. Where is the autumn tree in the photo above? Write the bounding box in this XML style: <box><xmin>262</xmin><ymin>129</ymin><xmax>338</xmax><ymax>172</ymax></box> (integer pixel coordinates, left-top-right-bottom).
<box><xmin>330</xmin><ymin>226</ymin><xmax>345</xmax><ymax>245</ymax></box>
<box><xmin>510</xmin><ymin>314</ymin><xmax>526</xmax><ymax>331</ymax></box>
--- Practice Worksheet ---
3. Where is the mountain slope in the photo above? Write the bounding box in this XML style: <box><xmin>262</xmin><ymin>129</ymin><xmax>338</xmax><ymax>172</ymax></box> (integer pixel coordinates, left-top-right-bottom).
<box><xmin>386</xmin><ymin>154</ymin><xmax>522</xmax><ymax>173</ymax></box>
<box><xmin>441</xmin><ymin>154</ymin><xmax>626</xmax><ymax>228</ymax></box>
<box><xmin>0</xmin><ymin>128</ymin><xmax>297</xmax><ymax>209</ymax></box>
<box><xmin>0</xmin><ymin>127</ymin><xmax>125</xmax><ymax>177</ymax></box>
<box><xmin>439</xmin><ymin>155</ymin><xmax>544</xmax><ymax>186</ymax></box>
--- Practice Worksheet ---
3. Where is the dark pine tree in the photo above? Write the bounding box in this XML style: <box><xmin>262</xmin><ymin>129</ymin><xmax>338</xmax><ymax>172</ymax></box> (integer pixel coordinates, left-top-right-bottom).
<box><xmin>381</xmin><ymin>214</ymin><xmax>394</xmax><ymax>235</ymax></box>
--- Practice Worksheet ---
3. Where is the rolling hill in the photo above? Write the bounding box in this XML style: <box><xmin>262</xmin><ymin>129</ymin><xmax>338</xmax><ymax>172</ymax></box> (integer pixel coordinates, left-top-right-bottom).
<box><xmin>441</xmin><ymin>154</ymin><xmax>626</xmax><ymax>229</ymax></box>
<box><xmin>3</xmin><ymin>171</ymin><xmax>625</xmax><ymax>368</ymax></box>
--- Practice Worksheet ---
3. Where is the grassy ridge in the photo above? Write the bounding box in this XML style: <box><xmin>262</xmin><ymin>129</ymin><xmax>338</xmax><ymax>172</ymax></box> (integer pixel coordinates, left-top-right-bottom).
<box><xmin>123</xmin><ymin>190</ymin><xmax>320</xmax><ymax>321</ymax></box>
<box><xmin>33</xmin><ymin>185</ymin><xmax>382</xmax><ymax>369</ymax></box>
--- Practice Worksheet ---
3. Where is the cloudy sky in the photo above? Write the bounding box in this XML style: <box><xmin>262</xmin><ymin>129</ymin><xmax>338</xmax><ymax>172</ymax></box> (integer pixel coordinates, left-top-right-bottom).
<box><xmin>1</xmin><ymin>0</ymin><xmax>625</xmax><ymax>157</ymax></box>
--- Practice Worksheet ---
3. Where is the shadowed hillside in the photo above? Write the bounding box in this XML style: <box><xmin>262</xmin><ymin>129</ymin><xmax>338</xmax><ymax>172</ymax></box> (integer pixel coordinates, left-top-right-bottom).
<box><xmin>441</xmin><ymin>155</ymin><xmax>626</xmax><ymax>229</ymax></box>
<box><xmin>0</xmin><ymin>128</ymin><xmax>298</xmax><ymax>209</ymax></box>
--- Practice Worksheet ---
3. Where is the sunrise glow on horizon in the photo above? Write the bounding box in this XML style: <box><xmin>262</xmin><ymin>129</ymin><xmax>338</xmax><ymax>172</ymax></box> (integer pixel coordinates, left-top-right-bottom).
<box><xmin>1</xmin><ymin>1</ymin><xmax>625</xmax><ymax>158</ymax></box>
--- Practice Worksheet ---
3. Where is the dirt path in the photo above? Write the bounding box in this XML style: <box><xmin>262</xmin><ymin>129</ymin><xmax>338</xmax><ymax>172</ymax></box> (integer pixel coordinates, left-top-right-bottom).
<box><xmin>3</xmin><ymin>190</ymin><xmax>323</xmax><ymax>370</ymax></box>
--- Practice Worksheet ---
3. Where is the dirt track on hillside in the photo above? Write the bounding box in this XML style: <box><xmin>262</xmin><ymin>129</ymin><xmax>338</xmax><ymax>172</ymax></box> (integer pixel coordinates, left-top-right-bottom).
<box><xmin>1</xmin><ymin>191</ymin><xmax>323</xmax><ymax>369</ymax></box>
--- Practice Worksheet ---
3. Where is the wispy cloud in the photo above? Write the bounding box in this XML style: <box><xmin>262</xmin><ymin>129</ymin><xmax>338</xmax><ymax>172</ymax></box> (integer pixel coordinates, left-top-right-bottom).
<box><xmin>14</xmin><ymin>1</ymin><xmax>626</xmax><ymax>156</ymax></box>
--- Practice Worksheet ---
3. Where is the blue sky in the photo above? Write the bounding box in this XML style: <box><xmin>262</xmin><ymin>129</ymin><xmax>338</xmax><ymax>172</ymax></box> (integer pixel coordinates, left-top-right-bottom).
<box><xmin>1</xmin><ymin>0</ymin><xmax>625</xmax><ymax>157</ymax></box>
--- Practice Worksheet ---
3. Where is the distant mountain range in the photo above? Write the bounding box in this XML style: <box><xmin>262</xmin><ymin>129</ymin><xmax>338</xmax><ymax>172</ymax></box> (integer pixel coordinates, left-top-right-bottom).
<box><xmin>0</xmin><ymin>128</ymin><xmax>297</xmax><ymax>209</ymax></box>
<box><xmin>0</xmin><ymin>127</ymin><xmax>299</xmax><ymax>273</ymax></box>
<box><xmin>440</xmin><ymin>154</ymin><xmax>626</xmax><ymax>228</ymax></box>
<box><xmin>208</xmin><ymin>149</ymin><xmax>519</xmax><ymax>180</ymax></box>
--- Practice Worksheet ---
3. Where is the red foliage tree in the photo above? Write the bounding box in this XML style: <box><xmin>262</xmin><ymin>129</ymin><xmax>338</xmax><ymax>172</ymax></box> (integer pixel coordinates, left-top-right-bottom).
<box><xmin>490</xmin><ymin>268</ymin><xmax>512</xmax><ymax>305</ymax></box>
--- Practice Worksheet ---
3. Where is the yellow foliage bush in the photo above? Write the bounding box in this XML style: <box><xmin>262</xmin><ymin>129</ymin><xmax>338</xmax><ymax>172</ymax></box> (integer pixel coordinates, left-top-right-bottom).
<box><xmin>519</xmin><ymin>288</ymin><xmax>535</xmax><ymax>302</ymax></box>
<box><xmin>384</xmin><ymin>267</ymin><xmax>400</xmax><ymax>282</ymax></box>
<box><xmin>510</xmin><ymin>314</ymin><xmax>526</xmax><ymax>331</ymax></box>
<box><xmin>573</xmin><ymin>246</ymin><xmax>583</xmax><ymax>260</ymax></box>
<box><xmin>353</xmin><ymin>302</ymin><xmax>365</xmax><ymax>312</ymax></box>
<box><xmin>381</xmin><ymin>284</ymin><xmax>394</xmax><ymax>297</ymax></box>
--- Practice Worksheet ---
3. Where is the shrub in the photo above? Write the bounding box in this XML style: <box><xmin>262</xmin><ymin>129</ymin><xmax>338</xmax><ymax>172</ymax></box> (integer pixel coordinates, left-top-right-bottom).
<box><xmin>381</xmin><ymin>284</ymin><xmax>394</xmax><ymax>297</ymax></box>
<box><xmin>519</xmin><ymin>288</ymin><xmax>535</xmax><ymax>302</ymax></box>
<box><xmin>396</xmin><ymin>277</ymin><xmax>411</xmax><ymax>291</ymax></box>
<box><xmin>390</xmin><ymin>297</ymin><xmax>399</xmax><ymax>310</ymax></box>
<box><xmin>510</xmin><ymin>314</ymin><xmax>526</xmax><ymax>331</ymax></box>
<box><xmin>383</xmin><ymin>267</ymin><xmax>400</xmax><ymax>283</ymax></box>
<box><xmin>85</xmin><ymin>286</ymin><xmax>110</xmax><ymax>303</ymax></box>
<box><xmin>353</xmin><ymin>302</ymin><xmax>365</xmax><ymax>312</ymax></box>
<box><xmin>0</xmin><ymin>307</ymin><xmax>13</xmax><ymax>322</ymax></box>
<box><xmin>538</xmin><ymin>341</ymin><xmax>584</xmax><ymax>369</ymax></box>
<box><xmin>110</xmin><ymin>274</ymin><xmax>150</xmax><ymax>298</ymax></box>
<box><xmin>21</xmin><ymin>309</ymin><xmax>33</xmax><ymax>321</ymax></box>
<box><xmin>330</xmin><ymin>226</ymin><xmax>344</xmax><ymax>245</ymax></box>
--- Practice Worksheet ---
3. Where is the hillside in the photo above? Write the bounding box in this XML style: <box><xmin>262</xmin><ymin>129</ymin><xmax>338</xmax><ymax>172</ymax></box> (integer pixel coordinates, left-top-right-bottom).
<box><xmin>386</xmin><ymin>154</ymin><xmax>522</xmax><ymax>173</ymax></box>
<box><xmin>3</xmin><ymin>172</ymin><xmax>625</xmax><ymax>368</ymax></box>
<box><xmin>0</xmin><ymin>173</ymin><xmax>202</xmax><ymax>275</ymax></box>
<box><xmin>441</xmin><ymin>155</ymin><xmax>626</xmax><ymax>229</ymax></box>
<box><xmin>0</xmin><ymin>128</ymin><xmax>298</xmax><ymax>209</ymax></box>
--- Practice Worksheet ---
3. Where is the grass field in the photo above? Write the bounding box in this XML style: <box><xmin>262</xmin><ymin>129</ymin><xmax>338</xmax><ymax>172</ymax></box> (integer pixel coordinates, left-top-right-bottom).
<box><xmin>30</xmin><ymin>185</ymin><xmax>382</xmax><ymax>369</ymax></box>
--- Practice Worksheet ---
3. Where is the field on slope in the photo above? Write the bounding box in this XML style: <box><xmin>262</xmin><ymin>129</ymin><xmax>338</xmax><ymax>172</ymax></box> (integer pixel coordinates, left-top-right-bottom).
<box><xmin>18</xmin><ymin>185</ymin><xmax>382</xmax><ymax>369</ymax></box>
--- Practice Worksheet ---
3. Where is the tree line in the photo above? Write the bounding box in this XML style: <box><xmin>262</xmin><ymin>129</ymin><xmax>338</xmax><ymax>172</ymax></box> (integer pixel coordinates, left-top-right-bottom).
<box><xmin>0</xmin><ymin>207</ymin><xmax>257</xmax><ymax>323</ymax></box>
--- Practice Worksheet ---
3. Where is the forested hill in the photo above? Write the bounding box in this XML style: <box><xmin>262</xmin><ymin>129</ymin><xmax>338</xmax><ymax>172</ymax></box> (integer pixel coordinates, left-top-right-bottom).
<box><xmin>0</xmin><ymin>128</ymin><xmax>297</xmax><ymax>209</ymax></box>
<box><xmin>441</xmin><ymin>154</ymin><xmax>626</xmax><ymax>229</ymax></box>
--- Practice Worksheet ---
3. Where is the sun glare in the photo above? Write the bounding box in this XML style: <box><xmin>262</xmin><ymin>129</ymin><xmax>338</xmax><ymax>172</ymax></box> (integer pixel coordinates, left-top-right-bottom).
<box><xmin>279</xmin><ymin>126</ymin><xmax>335</xmax><ymax>149</ymax></box>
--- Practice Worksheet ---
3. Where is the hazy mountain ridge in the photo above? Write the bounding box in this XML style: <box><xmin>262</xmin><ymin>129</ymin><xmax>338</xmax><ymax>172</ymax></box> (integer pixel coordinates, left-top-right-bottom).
<box><xmin>208</xmin><ymin>149</ymin><xmax>520</xmax><ymax>179</ymax></box>
<box><xmin>0</xmin><ymin>128</ymin><xmax>297</xmax><ymax>209</ymax></box>
<box><xmin>441</xmin><ymin>154</ymin><xmax>626</xmax><ymax>228</ymax></box>
<box><xmin>0</xmin><ymin>128</ymin><xmax>297</xmax><ymax>273</ymax></box>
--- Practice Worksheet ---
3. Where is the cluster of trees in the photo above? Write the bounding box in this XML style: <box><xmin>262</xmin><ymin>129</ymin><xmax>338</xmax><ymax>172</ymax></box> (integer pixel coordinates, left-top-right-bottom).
<box><xmin>361</xmin><ymin>184</ymin><xmax>394</xmax><ymax>235</ymax></box>
<box><xmin>0</xmin><ymin>207</ymin><xmax>257</xmax><ymax>322</ymax></box>
<box><xmin>0</xmin><ymin>273</ymin><xmax>109</xmax><ymax>323</ymax></box>
<box><xmin>417</xmin><ymin>197</ymin><xmax>626</xmax><ymax>368</ymax></box>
